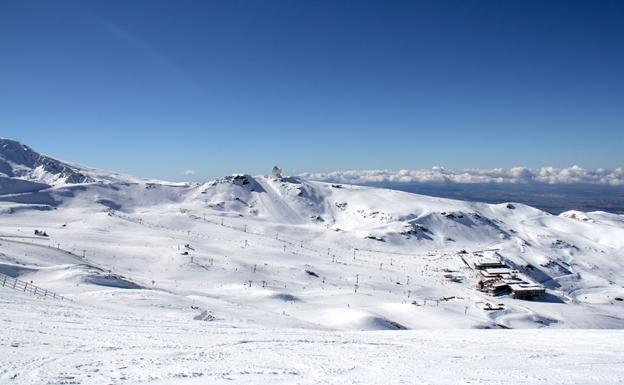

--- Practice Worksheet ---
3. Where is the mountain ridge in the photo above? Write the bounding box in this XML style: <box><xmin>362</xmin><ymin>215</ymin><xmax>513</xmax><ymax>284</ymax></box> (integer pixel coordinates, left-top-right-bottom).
<box><xmin>0</xmin><ymin>138</ymin><xmax>94</xmax><ymax>185</ymax></box>
<box><xmin>0</xmin><ymin>139</ymin><xmax>623</xmax><ymax>330</ymax></box>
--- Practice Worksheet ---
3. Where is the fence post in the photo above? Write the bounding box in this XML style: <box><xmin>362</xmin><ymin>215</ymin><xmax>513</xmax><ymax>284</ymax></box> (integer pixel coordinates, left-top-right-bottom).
<box><xmin>1</xmin><ymin>273</ymin><xmax>62</xmax><ymax>301</ymax></box>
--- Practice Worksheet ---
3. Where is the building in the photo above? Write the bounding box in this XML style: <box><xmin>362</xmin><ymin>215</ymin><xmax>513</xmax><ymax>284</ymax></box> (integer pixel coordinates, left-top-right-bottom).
<box><xmin>478</xmin><ymin>278</ymin><xmax>508</xmax><ymax>295</ymax></box>
<box><xmin>479</xmin><ymin>267</ymin><xmax>518</xmax><ymax>279</ymax></box>
<box><xmin>509</xmin><ymin>283</ymin><xmax>545</xmax><ymax>299</ymax></box>
<box><xmin>473</xmin><ymin>258</ymin><xmax>506</xmax><ymax>270</ymax></box>
<box><xmin>271</xmin><ymin>166</ymin><xmax>282</xmax><ymax>178</ymax></box>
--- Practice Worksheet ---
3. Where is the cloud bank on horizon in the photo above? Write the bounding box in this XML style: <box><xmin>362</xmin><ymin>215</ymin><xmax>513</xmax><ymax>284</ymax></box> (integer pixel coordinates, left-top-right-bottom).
<box><xmin>300</xmin><ymin>166</ymin><xmax>624</xmax><ymax>186</ymax></box>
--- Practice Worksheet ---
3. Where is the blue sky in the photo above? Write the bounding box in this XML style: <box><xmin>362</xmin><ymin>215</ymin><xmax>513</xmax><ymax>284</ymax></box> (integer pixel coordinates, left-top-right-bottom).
<box><xmin>1</xmin><ymin>0</ymin><xmax>623</xmax><ymax>181</ymax></box>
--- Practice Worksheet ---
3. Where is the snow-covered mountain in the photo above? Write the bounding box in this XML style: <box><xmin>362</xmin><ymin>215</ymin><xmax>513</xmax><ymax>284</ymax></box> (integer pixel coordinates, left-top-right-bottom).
<box><xmin>1</xmin><ymin>139</ymin><xmax>623</xmax><ymax>331</ymax></box>
<box><xmin>0</xmin><ymin>138</ymin><xmax>94</xmax><ymax>185</ymax></box>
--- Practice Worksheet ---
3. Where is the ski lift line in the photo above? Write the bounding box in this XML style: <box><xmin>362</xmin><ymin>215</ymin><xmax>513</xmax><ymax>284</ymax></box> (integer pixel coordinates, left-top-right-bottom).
<box><xmin>193</xmin><ymin>212</ymin><xmax>326</xmax><ymax>248</ymax></box>
<box><xmin>6</xmin><ymin>233</ymin><xmax>435</xmax><ymax>310</ymax></box>
<box><xmin>196</xmin><ymin>211</ymin><xmax>437</xmax><ymax>261</ymax></box>
<box><xmin>111</xmin><ymin>211</ymin><xmax>245</xmax><ymax>247</ymax></box>
<box><xmin>0</xmin><ymin>237</ymin><xmax>86</xmax><ymax>262</ymax></box>
<box><xmin>111</xmin><ymin>211</ymin><xmax>450</xmax><ymax>284</ymax></box>
<box><xmin>190</xmin><ymin>212</ymin><xmax>331</xmax><ymax>253</ymax></box>
<box><xmin>0</xmin><ymin>233</ymin><xmax>51</xmax><ymax>240</ymax></box>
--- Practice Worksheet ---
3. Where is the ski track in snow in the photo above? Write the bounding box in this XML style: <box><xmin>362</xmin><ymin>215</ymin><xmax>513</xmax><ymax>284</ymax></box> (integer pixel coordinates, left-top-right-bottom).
<box><xmin>253</xmin><ymin>177</ymin><xmax>308</xmax><ymax>225</ymax></box>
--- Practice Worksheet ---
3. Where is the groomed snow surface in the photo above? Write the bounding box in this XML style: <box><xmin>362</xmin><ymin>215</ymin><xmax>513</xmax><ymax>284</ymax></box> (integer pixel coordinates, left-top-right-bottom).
<box><xmin>2</xmin><ymin>290</ymin><xmax>624</xmax><ymax>385</ymax></box>
<box><xmin>1</xmin><ymin>156</ymin><xmax>624</xmax><ymax>383</ymax></box>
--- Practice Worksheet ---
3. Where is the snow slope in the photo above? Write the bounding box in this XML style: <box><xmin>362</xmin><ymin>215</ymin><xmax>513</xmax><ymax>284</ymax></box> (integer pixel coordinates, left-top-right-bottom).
<box><xmin>1</xmin><ymin>167</ymin><xmax>623</xmax><ymax>329</ymax></box>
<box><xmin>2</xmin><ymin>139</ymin><xmax>624</xmax><ymax>383</ymax></box>
<box><xmin>2</xmin><ymin>289</ymin><xmax>623</xmax><ymax>385</ymax></box>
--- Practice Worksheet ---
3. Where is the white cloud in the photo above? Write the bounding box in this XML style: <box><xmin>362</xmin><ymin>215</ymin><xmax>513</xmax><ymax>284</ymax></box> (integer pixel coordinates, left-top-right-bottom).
<box><xmin>300</xmin><ymin>166</ymin><xmax>624</xmax><ymax>186</ymax></box>
<box><xmin>183</xmin><ymin>170</ymin><xmax>195</xmax><ymax>176</ymax></box>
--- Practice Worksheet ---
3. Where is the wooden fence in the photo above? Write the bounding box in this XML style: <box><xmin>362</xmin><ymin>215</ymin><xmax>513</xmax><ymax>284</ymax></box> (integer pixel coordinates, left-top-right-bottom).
<box><xmin>0</xmin><ymin>272</ymin><xmax>69</xmax><ymax>301</ymax></box>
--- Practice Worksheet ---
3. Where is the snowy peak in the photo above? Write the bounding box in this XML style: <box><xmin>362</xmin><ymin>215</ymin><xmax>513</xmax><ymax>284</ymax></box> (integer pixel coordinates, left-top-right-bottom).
<box><xmin>0</xmin><ymin>138</ymin><xmax>93</xmax><ymax>185</ymax></box>
<box><xmin>0</xmin><ymin>145</ymin><xmax>624</xmax><ymax>333</ymax></box>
